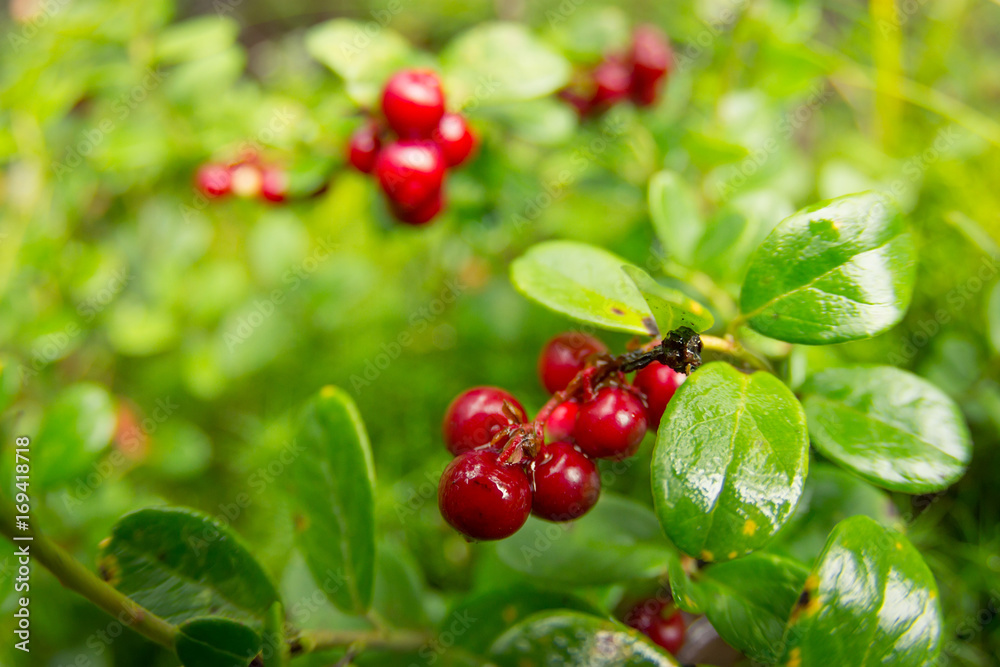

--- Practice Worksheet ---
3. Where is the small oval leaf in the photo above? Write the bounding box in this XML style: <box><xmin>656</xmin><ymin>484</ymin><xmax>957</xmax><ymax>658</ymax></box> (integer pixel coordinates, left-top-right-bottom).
<box><xmin>802</xmin><ymin>366</ymin><xmax>971</xmax><ymax>493</ymax></box>
<box><xmin>648</xmin><ymin>170</ymin><xmax>705</xmax><ymax>267</ymax></box>
<box><xmin>652</xmin><ymin>363</ymin><xmax>809</xmax><ymax>562</ymax></box>
<box><xmin>496</xmin><ymin>494</ymin><xmax>668</xmax><ymax>585</ymax></box>
<box><xmin>100</xmin><ymin>507</ymin><xmax>280</xmax><ymax>628</ymax></box>
<box><xmin>510</xmin><ymin>241</ymin><xmax>655</xmax><ymax>335</ymax></box>
<box><xmin>782</xmin><ymin>516</ymin><xmax>943</xmax><ymax>667</ymax></box>
<box><xmin>740</xmin><ymin>192</ymin><xmax>917</xmax><ymax>344</ymax></box>
<box><xmin>175</xmin><ymin>617</ymin><xmax>261</xmax><ymax>667</ymax></box>
<box><xmin>490</xmin><ymin>610</ymin><xmax>681</xmax><ymax>667</ymax></box>
<box><xmin>290</xmin><ymin>386</ymin><xmax>377</xmax><ymax>614</ymax></box>
<box><xmin>34</xmin><ymin>383</ymin><xmax>116</xmax><ymax>488</ymax></box>
<box><xmin>621</xmin><ymin>265</ymin><xmax>715</xmax><ymax>334</ymax></box>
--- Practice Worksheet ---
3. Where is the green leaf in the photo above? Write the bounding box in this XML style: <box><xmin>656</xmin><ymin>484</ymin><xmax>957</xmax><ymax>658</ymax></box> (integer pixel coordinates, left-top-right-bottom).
<box><xmin>740</xmin><ymin>192</ymin><xmax>917</xmax><ymax>344</ymax></box>
<box><xmin>305</xmin><ymin>20</ymin><xmax>415</xmax><ymax>107</ymax></box>
<box><xmin>445</xmin><ymin>585</ymin><xmax>601</xmax><ymax>654</ymax></box>
<box><xmin>621</xmin><ymin>265</ymin><xmax>715</xmax><ymax>334</ymax></box>
<box><xmin>651</xmin><ymin>362</ymin><xmax>809</xmax><ymax>562</ymax></box>
<box><xmin>495</xmin><ymin>494</ymin><xmax>668</xmax><ymax>585</ymax></box>
<box><xmin>510</xmin><ymin>241</ymin><xmax>656</xmax><ymax>336</ymax></box>
<box><xmin>442</xmin><ymin>22</ymin><xmax>571</xmax><ymax>107</ymax></box>
<box><xmin>34</xmin><ymin>383</ymin><xmax>116</xmax><ymax>488</ymax></box>
<box><xmin>175</xmin><ymin>617</ymin><xmax>261</xmax><ymax>667</ymax></box>
<box><xmin>373</xmin><ymin>543</ymin><xmax>429</xmax><ymax>630</ymax></box>
<box><xmin>987</xmin><ymin>279</ymin><xmax>1000</xmax><ymax>355</ymax></box>
<box><xmin>769</xmin><ymin>464</ymin><xmax>897</xmax><ymax>565</ymax></box>
<box><xmin>697</xmin><ymin>553</ymin><xmax>809</xmax><ymax>663</ymax></box>
<box><xmin>290</xmin><ymin>385</ymin><xmax>376</xmax><ymax>613</ymax></box>
<box><xmin>490</xmin><ymin>611</ymin><xmax>681</xmax><ymax>667</ymax></box>
<box><xmin>154</xmin><ymin>16</ymin><xmax>239</xmax><ymax>64</ymax></box>
<box><xmin>648</xmin><ymin>170</ymin><xmax>705</xmax><ymax>266</ymax></box>
<box><xmin>801</xmin><ymin>366</ymin><xmax>972</xmax><ymax>493</ymax></box>
<box><xmin>782</xmin><ymin>516</ymin><xmax>942</xmax><ymax>667</ymax></box>
<box><xmin>99</xmin><ymin>507</ymin><xmax>280</xmax><ymax>628</ymax></box>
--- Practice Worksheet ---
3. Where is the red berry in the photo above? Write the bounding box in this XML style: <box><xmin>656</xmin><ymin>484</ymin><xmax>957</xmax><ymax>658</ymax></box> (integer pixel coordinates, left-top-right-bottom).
<box><xmin>559</xmin><ymin>88</ymin><xmax>594</xmax><ymax>117</ymax></box>
<box><xmin>196</xmin><ymin>164</ymin><xmax>232</xmax><ymax>198</ymax></box>
<box><xmin>537</xmin><ymin>332</ymin><xmax>608</xmax><ymax>394</ymax></box>
<box><xmin>381</xmin><ymin>69</ymin><xmax>446</xmax><ymax>138</ymax></box>
<box><xmin>530</xmin><ymin>441</ymin><xmax>601</xmax><ymax>522</ymax></box>
<box><xmin>375</xmin><ymin>140</ymin><xmax>446</xmax><ymax>210</ymax></box>
<box><xmin>230</xmin><ymin>162</ymin><xmax>263</xmax><ymax>198</ymax></box>
<box><xmin>390</xmin><ymin>189</ymin><xmax>443</xmax><ymax>226</ymax></box>
<box><xmin>591</xmin><ymin>58</ymin><xmax>631</xmax><ymax>109</ymax></box>
<box><xmin>442</xmin><ymin>387</ymin><xmax>526</xmax><ymax>456</ymax></box>
<box><xmin>629</xmin><ymin>25</ymin><xmax>672</xmax><ymax>107</ymax></box>
<box><xmin>632</xmin><ymin>362</ymin><xmax>685</xmax><ymax>430</ymax></box>
<box><xmin>347</xmin><ymin>122</ymin><xmax>381</xmax><ymax>173</ymax></box>
<box><xmin>434</xmin><ymin>113</ymin><xmax>476</xmax><ymax>167</ymax></box>
<box><xmin>544</xmin><ymin>400</ymin><xmax>579</xmax><ymax>443</ymax></box>
<box><xmin>573</xmin><ymin>386</ymin><xmax>647</xmax><ymax>460</ymax></box>
<box><xmin>438</xmin><ymin>449</ymin><xmax>532</xmax><ymax>541</ymax></box>
<box><xmin>625</xmin><ymin>600</ymin><xmax>685</xmax><ymax>655</ymax></box>
<box><xmin>260</xmin><ymin>167</ymin><xmax>288</xmax><ymax>203</ymax></box>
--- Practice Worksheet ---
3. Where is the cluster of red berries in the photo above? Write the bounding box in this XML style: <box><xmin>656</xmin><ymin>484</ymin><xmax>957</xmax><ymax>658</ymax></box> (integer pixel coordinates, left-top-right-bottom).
<box><xmin>195</xmin><ymin>151</ymin><xmax>288</xmax><ymax>203</ymax></box>
<box><xmin>437</xmin><ymin>331</ymin><xmax>685</xmax><ymax>542</ymax></box>
<box><xmin>624</xmin><ymin>598</ymin><xmax>686</xmax><ymax>655</ymax></box>
<box><xmin>560</xmin><ymin>25</ymin><xmax>673</xmax><ymax>117</ymax></box>
<box><xmin>347</xmin><ymin>69</ymin><xmax>477</xmax><ymax>226</ymax></box>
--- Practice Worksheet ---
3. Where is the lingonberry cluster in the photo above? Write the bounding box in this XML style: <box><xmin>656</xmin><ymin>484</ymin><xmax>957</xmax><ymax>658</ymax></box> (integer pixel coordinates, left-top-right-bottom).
<box><xmin>195</xmin><ymin>150</ymin><xmax>289</xmax><ymax>203</ymax></box>
<box><xmin>437</xmin><ymin>330</ymin><xmax>690</xmax><ymax>542</ymax></box>
<box><xmin>347</xmin><ymin>69</ymin><xmax>477</xmax><ymax>226</ymax></box>
<box><xmin>624</xmin><ymin>597</ymin><xmax>686</xmax><ymax>655</ymax></box>
<box><xmin>560</xmin><ymin>25</ymin><xmax>673</xmax><ymax>117</ymax></box>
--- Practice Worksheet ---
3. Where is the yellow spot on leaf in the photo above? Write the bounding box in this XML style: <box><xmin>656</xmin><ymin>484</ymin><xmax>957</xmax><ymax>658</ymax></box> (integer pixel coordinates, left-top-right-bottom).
<box><xmin>320</xmin><ymin>385</ymin><xmax>337</xmax><ymax>398</ymax></box>
<box><xmin>742</xmin><ymin>519</ymin><xmax>758</xmax><ymax>536</ymax></box>
<box><xmin>700</xmin><ymin>550</ymin><xmax>714</xmax><ymax>563</ymax></box>
<box><xmin>895</xmin><ymin>541</ymin><xmax>903</xmax><ymax>550</ymax></box>
<box><xmin>805</xmin><ymin>574</ymin><xmax>820</xmax><ymax>592</ymax></box>
<box><xmin>728</xmin><ymin>551</ymin><xmax>738</xmax><ymax>560</ymax></box>
<box><xmin>787</xmin><ymin>648</ymin><xmax>802</xmax><ymax>667</ymax></box>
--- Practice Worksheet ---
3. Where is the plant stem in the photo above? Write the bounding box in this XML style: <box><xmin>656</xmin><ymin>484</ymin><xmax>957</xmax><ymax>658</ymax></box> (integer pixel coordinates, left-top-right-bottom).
<box><xmin>701</xmin><ymin>334</ymin><xmax>772</xmax><ymax>372</ymax></box>
<box><xmin>292</xmin><ymin>628</ymin><xmax>431</xmax><ymax>655</ymax></box>
<box><xmin>0</xmin><ymin>503</ymin><xmax>177</xmax><ymax>649</ymax></box>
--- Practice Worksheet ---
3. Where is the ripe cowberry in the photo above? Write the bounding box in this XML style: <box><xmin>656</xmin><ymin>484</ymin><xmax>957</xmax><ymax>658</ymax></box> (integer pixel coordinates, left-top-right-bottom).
<box><xmin>375</xmin><ymin>140</ymin><xmax>446</xmax><ymax>210</ymax></box>
<box><xmin>544</xmin><ymin>400</ymin><xmax>579</xmax><ymax>443</ymax></box>
<box><xmin>629</xmin><ymin>25</ymin><xmax>672</xmax><ymax>107</ymax></box>
<box><xmin>347</xmin><ymin>123</ymin><xmax>381</xmax><ymax>173</ymax></box>
<box><xmin>530</xmin><ymin>441</ymin><xmax>601</xmax><ymax>522</ymax></box>
<box><xmin>390</xmin><ymin>189</ymin><xmax>443</xmax><ymax>226</ymax></box>
<box><xmin>442</xmin><ymin>386</ymin><xmax>526</xmax><ymax>456</ymax></box>
<box><xmin>230</xmin><ymin>162</ymin><xmax>263</xmax><ymax>198</ymax></box>
<box><xmin>260</xmin><ymin>167</ymin><xmax>288</xmax><ymax>203</ymax></box>
<box><xmin>632</xmin><ymin>362</ymin><xmax>685</xmax><ymax>430</ymax></box>
<box><xmin>591</xmin><ymin>58</ymin><xmax>631</xmax><ymax>109</ymax></box>
<box><xmin>573</xmin><ymin>386</ymin><xmax>647</xmax><ymax>459</ymax></box>
<box><xmin>438</xmin><ymin>449</ymin><xmax>532</xmax><ymax>541</ymax></box>
<box><xmin>625</xmin><ymin>599</ymin><xmax>686</xmax><ymax>655</ymax></box>
<box><xmin>537</xmin><ymin>332</ymin><xmax>608</xmax><ymax>394</ymax></box>
<box><xmin>435</xmin><ymin>113</ymin><xmax>476</xmax><ymax>167</ymax></box>
<box><xmin>381</xmin><ymin>69</ymin><xmax>446</xmax><ymax>138</ymax></box>
<box><xmin>196</xmin><ymin>164</ymin><xmax>232</xmax><ymax>198</ymax></box>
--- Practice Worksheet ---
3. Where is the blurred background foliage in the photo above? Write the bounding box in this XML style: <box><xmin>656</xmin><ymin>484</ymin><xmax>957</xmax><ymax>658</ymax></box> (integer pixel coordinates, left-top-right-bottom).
<box><xmin>1</xmin><ymin>0</ymin><xmax>999</xmax><ymax>665</ymax></box>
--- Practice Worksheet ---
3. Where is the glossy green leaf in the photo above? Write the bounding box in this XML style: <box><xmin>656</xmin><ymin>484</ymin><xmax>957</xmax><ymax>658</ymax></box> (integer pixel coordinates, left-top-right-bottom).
<box><xmin>175</xmin><ymin>617</ymin><xmax>261</xmax><ymax>667</ymax></box>
<box><xmin>802</xmin><ymin>366</ymin><xmax>972</xmax><ymax>493</ymax></box>
<box><xmin>496</xmin><ymin>494</ymin><xmax>668</xmax><ymax>585</ymax></box>
<box><xmin>697</xmin><ymin>553</ymin><xmax>809</xmax><ymax>663</ymax></box>
<box><xmin>290</xmin><ymin>385</ymin><xmax>376</xmax><ymax>613</ymax></box>
<box><xmin>621</xmin><ymin>265</ymin><xmax>715</xmax><ymax>334</ymax></box>
<box><xmin>769</xmin><ymin>464</ymin><xmax>897</xmax><ymax>565</ymax></box>
<box><xmin>305</xmin><ymin>20</ymin><xmax>414</xmax><ymax>106</ymax></box>
<box><xmin>652</xmin><ymin>362</ymin><xmax>809</xmax><ymax>562</ymax></box>
<box><xmin>490</xmin><ymin>611</ymin><xmax>681</xmax><ymax>667</ymax></box>
<box><xmin>442</xmin><ymin>22</ymin><xmax>571</xmax><ymax>107</ymax></box>
<box><xmin>445</xmin><ymin>585</ymin><xmax>601</xmax><ymax>654</ymax></box>
<box><xmin>373</xmin><ymin>543</ymin><xmax>429</xmax><ymax>630</ymax></box>
<box><xmin>782</xmin><ymin>516</ymin><xmax>942</xmax><ymax>667</ymax></box>
<box><xmin>99</xmin><ymin>507</ymin><xmax>280</xmax><ymax>628</ymax></box>
<box><xmin>34</xmin><ymin>383</ymin><xmax>116</xmax><ymax>488</ymax></box>
<box><xmin>740</xmin><ymin>192</ymin><xmax>917</xmax><ymax>344</ymax></box>
<box><xmin>649</xmin><ymin>170</ymin><xmax>705</xmax><ymax>266</ymax></box>
<box><xmin>510</xmin><ymin>241</ymin><xmax>656</xmax><ymax>336</ymax></box>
